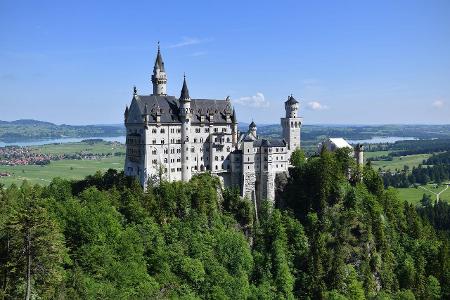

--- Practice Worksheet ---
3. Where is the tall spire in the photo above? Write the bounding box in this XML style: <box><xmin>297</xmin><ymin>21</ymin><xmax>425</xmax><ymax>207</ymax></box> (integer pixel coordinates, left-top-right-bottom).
<box><xmin>180</xmin><ymin>73</ymin><xmax>190</xmax><ymax>100</ymax></box>
<box><xmin>154</xmin><ymin>41</ymin><xmax>165</xmax><ymax>72</ymax></box>
<box><xmin>151</xmin><ymin>42</ymin><xmax>167</xmax><ymax>95</ymax></box>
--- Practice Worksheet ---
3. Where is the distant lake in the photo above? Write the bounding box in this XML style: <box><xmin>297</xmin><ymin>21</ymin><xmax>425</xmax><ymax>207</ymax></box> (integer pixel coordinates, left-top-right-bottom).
<box><xmin>347</xmin><ymin>136</ymin><xmax>418</xmax><ymax>144</ymax></box>
<box><xmin>0</xmin><ymin>136</ymin><xmax>126</xmax><ymax>147</ymax></box>
<box><xmin>0</xmin><ymin>135</ymin><xmax>418</xmax><ymax>147</ymax></box>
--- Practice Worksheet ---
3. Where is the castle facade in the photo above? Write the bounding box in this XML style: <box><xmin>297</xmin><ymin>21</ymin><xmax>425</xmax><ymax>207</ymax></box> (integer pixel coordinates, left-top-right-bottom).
<box><xmin>124</xmin><ymin>46</ymin><xmax>302</xmax><ymax>203</ymax></box>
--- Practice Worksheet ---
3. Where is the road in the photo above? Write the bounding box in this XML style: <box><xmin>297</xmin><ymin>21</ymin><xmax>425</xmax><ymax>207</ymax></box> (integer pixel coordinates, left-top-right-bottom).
<box><xmin>418</xmin><ymin>184</ymin><xmax>449</xmax><ymax>204</ymax></box>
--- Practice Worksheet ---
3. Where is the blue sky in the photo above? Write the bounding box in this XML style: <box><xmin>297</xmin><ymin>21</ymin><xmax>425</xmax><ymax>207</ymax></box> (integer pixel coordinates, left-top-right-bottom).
<box><xmin>0</xmin><ymin>0</ymin><xmax>449</xmax><ymax>125</ymax></box>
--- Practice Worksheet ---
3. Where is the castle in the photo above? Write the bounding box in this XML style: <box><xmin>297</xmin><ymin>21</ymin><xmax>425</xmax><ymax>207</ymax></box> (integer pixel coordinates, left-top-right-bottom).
<box><xmin>124</xmin><ymin>46</ymin><xmax>302</xmax><ymax>203</ymax></box>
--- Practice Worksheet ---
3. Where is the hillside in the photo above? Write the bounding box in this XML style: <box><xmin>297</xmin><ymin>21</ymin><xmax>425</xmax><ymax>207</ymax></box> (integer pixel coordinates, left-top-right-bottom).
<box><xmin>0</xmin><ymin>119</ymin><xmax>124</xmax><ymax>142</ymax></box>
<box><xmin>0</xmin><ymin>149</ymin><xmax>449</xmax><ymax>299</ymax></box>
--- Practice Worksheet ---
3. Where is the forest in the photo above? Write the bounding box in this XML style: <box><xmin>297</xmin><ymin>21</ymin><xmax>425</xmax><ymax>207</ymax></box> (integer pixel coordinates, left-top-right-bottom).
<box><xmin>1</xmin><ymin>148</ymin><xmax>449</xmax><ymax>299</ymax></box>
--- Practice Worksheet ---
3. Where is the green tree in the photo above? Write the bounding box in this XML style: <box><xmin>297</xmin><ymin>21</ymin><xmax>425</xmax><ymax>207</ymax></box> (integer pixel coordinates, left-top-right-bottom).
<box><xmin>290</xmin><ymin>148</ymin><xmax>306</xmax><ymax>168</ymax></box>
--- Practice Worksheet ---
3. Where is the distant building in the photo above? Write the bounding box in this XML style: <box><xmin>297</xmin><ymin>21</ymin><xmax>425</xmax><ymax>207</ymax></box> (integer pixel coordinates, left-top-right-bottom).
<box><xmin>124</xmin><ymin>45</ymin><xmax>303</xmax><ymax>203</ymax></box>
<box><xmin>318</xmin><ymin>137</ymin><xmax>364</xmax><ymax>167</ymax></box>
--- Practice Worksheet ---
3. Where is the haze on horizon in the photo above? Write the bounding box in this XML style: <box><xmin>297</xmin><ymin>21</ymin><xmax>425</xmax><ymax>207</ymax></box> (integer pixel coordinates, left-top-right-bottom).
<box><xmin>0</xmin><ymin>0</ymin><xmax>449</xmax><ymax>125</ymax></box>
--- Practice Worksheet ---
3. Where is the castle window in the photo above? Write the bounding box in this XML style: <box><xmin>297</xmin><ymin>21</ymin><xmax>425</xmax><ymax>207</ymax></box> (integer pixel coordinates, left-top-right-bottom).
<box><xmin>152</xmin><ymin>129</ymin><xmax>157</xmax><ymax>133</ymax></box>
<box><xmin>177</xmin><ymin>128</ymin><xmax>181</xmax><ymax>133</ymax></box>
<box><xmin>215</xmin><ymin>156</ymin><xmax>218</xmax><ymax>161</ymax></box>
<box><xmin>195</xmin><ymin>128</ymin><xmax>200</xmax><ymax>133</ymax></box>
<box><xmin>152</xmin><ymin>150</ymin><xmax>157</xmax><ymax>155</ymax></box>
<box><xmin>227</xmin><ymin>137</ymin><xmax>230</xmax><ymax>142</ymax></box>
<box><xmin>177</xmin><ymin>158</ymin><xmax>180</xmax><ymax>162</ymax></box>
<box><xmin>205</xmin><ymin>128</ymin><xmax>209</xmax><ymax>133</ymax></box>
<box><xmin>222</xmin><ymin>128</ymin><xmax>226</xmax><ymax>132</ymax></box>
<box><xmin>171</xmin><ymin>128</ymin><xmax>175</xmax><ymax>133</ymax></box>
<box><xmin>221</xmin><ymin>156</ymin><xmax>224</xmax><ymax>160</ymax></box>
<box><xmin>191</xmin><ymin>148</ymin><xmax>195</xmax><ymax>153</ymax></box>
<box><xmin>215</xmin><ymin>165</ymin><xmax>218</xmax><ymax>170</ymax></box>
<box><xmin>171</xmin><ymin>159</ymin><xmax>174</xmax><ymax>163</ymax></box>
<box><xmin>248</xmin><ymin>157</ymin><xmax>250</xmax><ymax>162</ymax></box>
<box><xmin>171</xmin><ymin>168</ymin><xmax>175</xmax><ymax>172</ymax></box>
<box><xmin>214</xmin><ymin>128</ymin><xmax>218</xmax><ymax>133</ymax></box>
<box><xmin>161</xmin><ymin>140</ymin><xmax>165</xmax><ymax>144</ymax></box>
<box><xmin>226</xmin><ymin>146</ymin><xmax>230</xmax><ymax>152</ymax></box>
<box><xmin>152</xmin><ymin>139</ymin><xmax>156</xmax><ymax>144</ymax></box>
<box><xmin>164</xmin><ymin>158</ymin><xmax>168</xmax><ymax>163</ymax></box>
<box><xmin>194</xmin><ymin>138</ymin><xmax>197</xmax><ymax>143</ymax></box>
<box><xmin>177</xmin><ymin>149</ymin><xmax>181</xmax><ymax>153</ymax></box>
<box><xmin>152</xmin><ymin>159</ymin><xmax>157</xmax><ymax>164</ymax></box>
<box><xmin>201</xmin><ymin>157</ymin><xmax>203</xmax><ymax>161</ymax></box>
<box><xmin>161</xmin><ymin>128</ymin><xmax>165</xmax><ymax>133</ymax></box>
<box><xmin>186</xmin><ymin>156</ymin><xmax>189</xmax><ymax>160</ymax></box>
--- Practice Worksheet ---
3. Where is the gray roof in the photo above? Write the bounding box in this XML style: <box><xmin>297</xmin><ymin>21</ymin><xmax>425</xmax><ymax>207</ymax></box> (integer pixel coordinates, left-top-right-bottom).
<box><xmin>154</xmin><ymin>47</ymin><xmax>165</xmax><ymax>72</ymax></box>
<box><xmin>180</xmin><ymin>76</ymin><xmax>190</xmax><ymax>100</ymax></box>
<box><xmin>126</xmin><ymin>95</ymin><xmax>236</xmax><ymax>124</ymax></box>
<box><xmin>285</xmin><ymin>95</ymin><xmax>299</xmax><ymax>105</ymax></box>
<box><xmin>253</xmin><ymin>138</ymin><xmax>286</xmax><ymax>148</ymax></box>
<box><xmin>249</xmin><ymin>121</ymin><xmax>256</xmax><ymax>128</ymax></box>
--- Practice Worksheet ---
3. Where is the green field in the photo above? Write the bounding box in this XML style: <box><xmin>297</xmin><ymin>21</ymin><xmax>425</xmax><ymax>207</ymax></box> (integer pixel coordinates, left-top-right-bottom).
<box><xmin>370</xmin><ymin>153</ymin><xmax>431</xmax><ymax>171</ymax></box>
<box><xmin>364</xmin><ymin>151</ymin><xmax>391</xmax><ymax>160</ymax></box>
<box><xmin>0</xmin><ymin>157</ymin><xmax>123</xmax><ymax>186</ymax></box>
<box><xmin>33</xmin><ymin>141</ymin><xmax>125</xmax><ymax>155</ymax></box>
<box><xmin>395</xmin><ymin>184</ymin><xmax>450</xmax><ymax>204</ymax></box>
<box><xmin>0</xmin><ymin>141</ymin><xmax>125</xmax><ymax>187</ymax></box>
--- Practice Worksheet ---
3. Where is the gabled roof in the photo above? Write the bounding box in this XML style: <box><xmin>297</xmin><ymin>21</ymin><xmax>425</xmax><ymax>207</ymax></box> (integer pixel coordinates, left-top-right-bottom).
<box><xmin>328</xmin><ymin>138</ymin><xmax>352</xmax><ymax>149</ymax></box>
<box><xmin>126</xmin><ymin>95</ymin><xmax>236</xmax><ymax>124</ymax></box>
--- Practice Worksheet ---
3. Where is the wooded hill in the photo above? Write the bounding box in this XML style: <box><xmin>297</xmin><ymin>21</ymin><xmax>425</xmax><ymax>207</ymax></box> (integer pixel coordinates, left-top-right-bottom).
<box><xmin>0</xmin><ymin>148</ymin><xmax>449</xmax><ymax>299</ymax></box>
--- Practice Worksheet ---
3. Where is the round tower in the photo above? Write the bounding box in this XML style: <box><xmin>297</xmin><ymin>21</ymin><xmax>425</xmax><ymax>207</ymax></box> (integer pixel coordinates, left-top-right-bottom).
<box><xmin>179</xmin><ymin>75</ymin><xmax>192</xmax><ymax>181</ymax></box>
<box><xmin>281</xmin><ymin>94</ymin><xmax>303</xmax><ymax>153</ymax></box>
<box><xmin>151</xmin><ymin>43</ymin><xmax>167</xmax><ymax>95</ymax></box>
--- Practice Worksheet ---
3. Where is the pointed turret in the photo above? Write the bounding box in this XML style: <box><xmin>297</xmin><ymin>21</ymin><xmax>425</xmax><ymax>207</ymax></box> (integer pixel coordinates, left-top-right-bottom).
<box><xmin>180</xmin><ymin>74</ymin><xmax>190</xmax><ymax>101</ymax></box>
<box><xmin>124</xmin><ymin>105</ymin><xmax>129</xmax><ymax>122</ymax></box>
<box><xmin>153</xmin><ymin>42</ymin><xmax>165</xmax><ymax>72</ymax></box>
<box><xmin>151</xmin><ymin>42</ymin><xmax>168</xmax><ymax>95</ymax></box>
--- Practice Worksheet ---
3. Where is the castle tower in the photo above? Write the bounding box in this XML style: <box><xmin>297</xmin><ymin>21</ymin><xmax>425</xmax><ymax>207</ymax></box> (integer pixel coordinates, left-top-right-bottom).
<box><xmin>281</xmin><ymin>95</ymin><xmax>302</xmax><ymax>153</ymax></box>
<box><xmin>231</xmin><ymin>107</ymin><xmax>238</xmax><ymax>146</ymax></box>
<box><xmin>151</xmin><ymin>43</ymin><xmax>167</xmax><ymax>95</ymax></box>
<box><xmin>354</xmin><ymin>144</ymin><xmax>364</xmax><ymax>167</ymax></box>
<box><xmin>179</xmin><ymin>75</ymin><xmax>192</xmax><ymax>181</ymax></box>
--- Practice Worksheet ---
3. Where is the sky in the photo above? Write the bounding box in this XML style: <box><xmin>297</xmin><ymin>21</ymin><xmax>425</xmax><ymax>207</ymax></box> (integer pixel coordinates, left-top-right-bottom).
<box><xmin>0</xmin><ymin>0</ymin><xmax>449</xmax><ymax>125</ymax></box>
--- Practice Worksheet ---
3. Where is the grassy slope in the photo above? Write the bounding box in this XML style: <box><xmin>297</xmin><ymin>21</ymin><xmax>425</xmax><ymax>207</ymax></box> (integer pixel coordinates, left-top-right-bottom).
<box><xmin>396</xmin><ymin>184</ymin><xmax>450</xmax><ymax>204</ymax></box>
<box><xmin>370</xmin><ymin>153</ymin><xmax>431</xmax><ymax>171</ymax></box>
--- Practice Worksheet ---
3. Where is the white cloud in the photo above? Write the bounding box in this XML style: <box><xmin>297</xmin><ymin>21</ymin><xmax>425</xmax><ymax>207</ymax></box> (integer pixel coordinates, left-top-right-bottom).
<box><xmin>432</xmin><ymin>100</ymin><xmax>445</xmax><ymax>108</ymax></box>
<box><xmin>169</xmin><ymin>37</ymin><xmax>212</xmax><ymax>48</ymax></box>
<box><xmin>306</xmin><ymin>101</ymin><xmax>329</xmax><ymax>111</ymax></box>
<box><xmin>234</xmin><ymin>92</ymin><xmax>270</xmax><ymax>108</ymax></box>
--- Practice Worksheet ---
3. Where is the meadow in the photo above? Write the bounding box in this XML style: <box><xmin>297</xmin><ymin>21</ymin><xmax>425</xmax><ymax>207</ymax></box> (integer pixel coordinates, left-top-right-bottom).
<box><xmin>0</xmin><ymin>141</ymin><xmax>125</xmax><ymax>187</ymax></box>
<box><xmin>369</xmin><ymin>153</ymin><xmax>431</xmax><ymax>171</ymax></box>
<box><xmin>395</xmin><ymin>184</ymin><xmax>450</xmax><ymax>204</ymax></box>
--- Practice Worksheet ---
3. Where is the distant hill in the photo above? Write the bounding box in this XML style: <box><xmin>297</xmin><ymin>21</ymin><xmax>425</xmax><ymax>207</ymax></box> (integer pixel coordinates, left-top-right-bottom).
<box><xmin>0</xmin><ymin>119</ymin><xmax>125</xmax><ymax>142</ymax></box>
<box><xmin>1</xmin><ymin>119</ymin><xmax>450</xmax><ymax>144</ymax></box>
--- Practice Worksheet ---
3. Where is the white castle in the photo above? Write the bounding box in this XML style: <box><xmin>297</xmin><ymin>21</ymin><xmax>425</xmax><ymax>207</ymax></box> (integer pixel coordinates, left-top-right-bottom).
<box><xmin>124</xmin><ymin>46</ymin><xmax>302</xmax><ymax>203</ymax></box>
